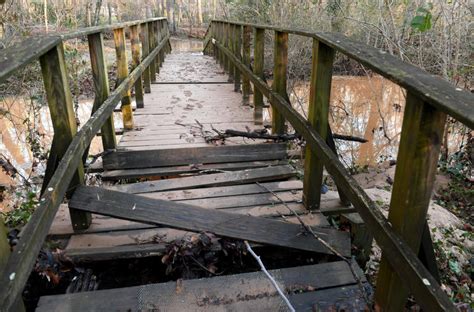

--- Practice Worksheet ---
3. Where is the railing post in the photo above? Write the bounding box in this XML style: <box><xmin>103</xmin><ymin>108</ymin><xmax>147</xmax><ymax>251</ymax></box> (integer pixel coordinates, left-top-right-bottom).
<box><xmin>113</xmin><ymin>27</ymin><xmax>134</xmax><ymax>130</ymax></box>
<box><xmin>375</xmin><ymin>93</ymin><xmax>446</xmax><ymax>310</ymax></box>
<box><xmin>253</xmin><ymin>27</ymin><xmax>265</xmax><ymax>125</ymax></box>
<box><xmin>148</xmin><ymin>22</ymin><xmax>157</xmax><ymax>83</ymax></box>
<box><xmin>242</xmin><ymin>25</ymin><xmax>251</xmax><ymax>103</ymax></box>
<box><xmin>153</xmin><ymin>21</ymin><xmax>161</xmax><ymax>74</ymax></box>
<box><xmin>87</xmin><ymin>32</ymin><xmax>117</xmax><ymax>150</ymax></box>
<box><xmin>271</xmin><ymin>31</ymin><xmax>288</xmax><ymax>134</ymax></box>
<box><xmin>303</xmin><ymin>39</ymin><xmax>335</xmax><ymax>210</ymax></box>
<box><xmin>140</xmin><ymin>22</ymin><xmax>152</xmax><ymax>93</ymax></box>
<box><xmin>226</xmin><ymin>23</ymin><xmax>234</xmax><ymax>82</ymax></box>
<box><xmin>218</xmin><ymin>22</ymin><xmax>225</xmax><ymax>68</ymax></box>
<box><xmin>233</xmin><ymin>24</ymin><xmax>242</xmax><ymax>93</ymax></box>
<box><xmin>130</xmin><ymin>25</ymin><xmax>145</xmax><ymax>109</ymax></box>
<box><xmin>40</xmin><ymin>43</ymin><xmax>91</xmax><ymax>230</ymax></box>
<box><xmin>159</xmin><ymin>20</ymin><xmax>166</xmax><ymax>64</ymax></box>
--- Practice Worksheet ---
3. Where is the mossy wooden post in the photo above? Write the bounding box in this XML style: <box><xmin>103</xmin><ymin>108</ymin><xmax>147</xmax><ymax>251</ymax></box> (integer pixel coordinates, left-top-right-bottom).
<box><xmin>40</xmin><ymin>43</ymin><xmax>91</xmax><ymax>230</ymax></box>
<box><xmin>375</xmin><ymin>93</ymin><xmax>446</xmax><ymax>310</ymax></box>
<box><xmin>242</xmin><ymin>25</ymin><xmax>251</xmax><ymax>103</ymax></box>
<box><xmin>218</xmin><ymin>22</ymin><xmax>225</xmax><ymax>68</ymax></box>
<box><xmin>130</xmin><ymin>25</ymin><xmax>145</xmax><ymax>108</ymax></box>
<box><xmin>153</xmin><ymin>21</ymin><xmax>161</xmax><ymax>73</ymax></box>
<box><xmin>226</xmin><ymin>23</ymin><xmax>234</xmax><ymax>81</ymax></box>
<box><xmin>113</xmin><ymin>27</ymin><xmax>134</xmax><ymax>130</ymax></box>
<box><xmin>87</xmin><ymin>32</ymin><xmax>117</xmax><ymax>150</ymax></box>
<box><xmin>140</xmin><ymin>22</ymin><xmax>152</xmax><ymax>93</ymax></box>
<box><xmin>148</xmin><ymin>22</ymin><xmax>157</xmax><ymax>83</ymax></box>
<box><xmin>158</xmin><ymin>20</ymin><xmax>166</xmax><ymax>64</ymax></box>
<box><xmin>271</xmin><ymin>31</ymin><xmax>288</xmax><ymax>135</ymax></box>
<box><xmin>303</xmin><ymin>39</ymin><xmax>335</xmax><ymax>210</ymax></box>
<box><xmin>233</xmin><ymin>24</ymin><xmax>242</xmax><ymax>92</ymax></box>
<box><xmin>0</xmin><ymin>217</ymin><xmax>26</xmax><ymax>311</ymax></box>
<box><xmin>253</xmin><ymin>27</ymin><xmax>264</xmax><ymax>125</ymax></box>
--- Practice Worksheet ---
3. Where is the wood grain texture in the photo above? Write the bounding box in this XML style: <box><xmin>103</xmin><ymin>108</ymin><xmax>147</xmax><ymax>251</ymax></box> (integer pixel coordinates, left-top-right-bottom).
<box><xmin>242</xmin><ymin>25</ymin><xmax>252</xmax><ymax>102</ymax></box>
<box><xmin>140</xmin><ymin>22</ymin><xmax>151</xmax><ymax>93</ymax></box>
<box><xmin>147</xmin><ymin>22</ymin><xmax>157</xmax><ymax>82</ymax></box>
<box><xmin>130</xmin><ymin>25</ymin><xmax>144</xmax><ymax>108</ymax></box>
<box><xmin>253</xmin><ymin>27</ymin><xmax>265</xmax><ymax>125</ymax></box>
<box><xmin>69</xmin><ymin>186</ymin><xmax>350</xmax><ymax>256</ymax></box>
<box><xmin>271</xmin><ymin>31</ymin><xmax>288</xmax><ymax>134</ymax></box>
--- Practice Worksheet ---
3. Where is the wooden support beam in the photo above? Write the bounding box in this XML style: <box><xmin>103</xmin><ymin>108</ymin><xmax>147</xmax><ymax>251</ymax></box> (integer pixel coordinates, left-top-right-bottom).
<box><xmin>272</xmin><ymin>31</ymin><xmax>288</xmax><ymax>135</ymax></box>
<box><xmin>148</xmin><ymin>22</ymin><xmax>156</xmax><ymax>82</ymax></box>
<box><xmin>253</xmin><ymin>27</ymin><xmax>265</xmax><ymax>125</ymax></box>
<box><xmin>39</xmin><ymin>43</ymin><xmax>91</xmax><ymax>230</ymax></box>
<box><xmin>375</xmin><ymin>93</ymin><xmax>446</xmax><ymax>310</ymax></box>
<box><xmin>140</xmin><ymin>22</ymin><xmax>151</xmax><ymax>93</ymax></box>
<box><xmin>218</xmin><ymin>22</ymin><xmax>224</xmax><ymax>67</ymax></box>
<box><xmin>233</xmin><ymin>24</ymin><xmax>242</xmax><ymax>93</ymax></box>
<box><xmin>113</xmin><ymin>27</ymin><xmax>134</xmax><ymax>130</ymax></box>
<box><xmin>159</xmin><ymin>20</ymin><xmax>166</xmax><ymax>65</ymax></box>
<box><xmin>226</xmin><ymin>23</ymin><xmax>233</xmax><ymax>81</ymax></box>
<box><xmin>70</xmin><ymin>186</ymin><xmax>351</xmax><ymax>256</ymax></box>
<box><xmin>87</xmin><ymin>32</ymin><xmax>117</xmax><ymax>150</ymax></box>
<box><xmin>303</xmin><ymin>39</ymin><xmax>335</xmax><ymax>210</ymax></box>
<box><xmin>153</xmin><ymin>21</ymin><xmax>161</xmax><ymax>73</ymax></box>
<box><xmin>242</xmin><ymin>25</ymin><xmax>252</xmax><ymax>103</ymax></box>
<box><xmin>130</xmin><ymin>25</ymin><xmax>144</xmax><ymax>109</ymax></box>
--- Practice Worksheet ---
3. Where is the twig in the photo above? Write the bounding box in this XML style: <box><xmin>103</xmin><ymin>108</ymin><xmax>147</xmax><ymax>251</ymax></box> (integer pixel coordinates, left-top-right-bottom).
<box><xmin>244</xmin><ymin>241</ymin><xmax>296</xmax><ymax>312</ymax></box>
<box><xmin>255</xmin><ymin>182</ymin><xmax>373</xmax><ymax>310</ymax></box>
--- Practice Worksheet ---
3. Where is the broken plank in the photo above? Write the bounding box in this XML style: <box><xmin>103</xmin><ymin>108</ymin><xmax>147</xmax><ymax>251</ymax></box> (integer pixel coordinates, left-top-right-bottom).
<box><xmin>108</xmin><ymin>165</ymin><xmax>295</xmax><ymax>194</ymax></box>
<box><xmin>69</xmin><ymin>186</ymin><xmax>350</xmax><ymax>256</ymax></box>
<box><xmin>102</xmin><ymin>160</ymin><xmax>288</xmax><ymax>180</ymax></box>
<box><xmin>37</xmin><ymin>261</ymin><xmax>367</xmax><ymax>312</ymax></box>
<box><xmin>103</xmin><ymin>143</ymin><xmax>287</xmax><ymax>170</ymax></box>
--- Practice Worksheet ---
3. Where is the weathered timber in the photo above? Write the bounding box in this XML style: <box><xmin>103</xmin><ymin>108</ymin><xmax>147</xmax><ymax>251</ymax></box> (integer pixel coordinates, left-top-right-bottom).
<box><xmin>87</xmin><ymin>33</ymin><xmax>117</xmax><ymax>150</ymax></box>
<box><xmin>226</xmin><ymin>23</ymin><xmax>233</xmax><ymax>81</ymax></box>
<box><xmin>242</xmin><ymin>25</ymin><xmax>252</xmax><ymax>102</ymax></box>
<box><xmin>113</xmin><ymin>27</ymin><xmax>134</xmax><ymax>129</ymax></box>
<box><xmin>37</xmin><ymin>262</ymin><xmax>366</xmax><ymax>311</ymax></box>
<box><xmin>102</xmin><ymin>160</ymin><xmax>288</xmax><ymax>180</ymax></box>
<box><xmin>272</xmin><ymin>31</ymin><xmax>288</xmax><ymax>134</ymax></box>
<box><xmin>212</xmin><ymin>39</ymin><xmax>455</xmax><ymax>311</ymax></box>
<box><xmin>233</xmin><ymin>24</ymin><xmax>242</xmax><ymax>92</ymax></box>
<box><xmin>130</xmin><ymin>25</ymin><xmax>144</xmax><ymax>108</ymax></box>
<box><xmin>375</xmin><ymin>93</ymin><xmax>447</xmax><ymax>310</ymax></box>
<box><xmin>253</xmin><ymin>27</ymin><xmax>265</xmax><ymax>125</ymax></box>
<box><xmin>148</xmin><ymin>22</ymin><xmax>157</xmax><ymax>82</ymax></box>
<box><xmin>39</xmin><ymin>43</ymin><xmax>91</xmax><ymax>230</ymax></box>
<box><xmin>0</xmin><ymin>34</ymin><xmax>170</xmax><ymax>311</ymax></box>
<box><xmin>103</xmin><ymin>143</ymin><xmax>287</xmax><ymax>170</ymax></box>
<box><xmin>69</xmin><ymin>186</ymin><xmax>351</xmax><ymax>256</ymax></box>
<box><xmin>140</xmin><ymin>22</ymin><xmax>151</xmax><ymax>93</ymax></box>
<box><xmin>153</xmin><ymin>21</ymin><xmax>161</xmax><ymax>73</ymax></box>
<box><xmin>303</xmin><ymin>39</ymin><xmax>334</xmax><ymax>210</ymax></box>
<box><xmin>108</xmin><ymin>165</ymin><xmax>295</xmax><ymax>194</ymax></box>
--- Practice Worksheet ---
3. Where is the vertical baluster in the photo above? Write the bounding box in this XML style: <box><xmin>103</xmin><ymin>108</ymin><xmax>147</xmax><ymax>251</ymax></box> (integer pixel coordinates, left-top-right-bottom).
<box><xmin>242</xmin><ymin>25</ymin><xmax>251</xmax><ymax>103</ymax></box>
<box><xmin>88</xmin><ymin>32</ymin><xmax>117</xmax><ymax>149</ymax></box>
<box><xmin>253</xmin><ymin>27</ymin><xmax>264</xmax><ymax>125</ymax></box>
<box><xmin>140</xmin><ymin>22</ymin><xmax>152</xmax><ymax>93</ymax></box>
<box><xmin>226</xmin><ymin>23</ymin><xmax>233</xmax><ymax>81</ymax></box>
<box><xmin>218</xmin><ymin>22</ymin><xmax>224</xmax><ymax>67</ymax></box>
<box><xmin>271</xmin><ymin>31</ymin><xmax>288</xmax><ymax>134</ymax></box>
<box><xmin>40</xmin><ymin>43</ymin><xmax>91</xmax><ymax>230</ymax></box>
<box><xmin>130</xmin><ymin>25</ymin><xmax>144</xmax><ymax>109</ymax></box>
<box><xmin>113</xmin><ymin>27</ymin><xmax>134</xmax><ymax>130</ymax></box>
<box><xmin>153</xmin><ymin>21</ymin><xmax>161</xmax><ymax>73</ymax></box>
<box><xmin>148</xmin><ymin>22</ymin><xmax>157</xmax><ymax>82</ymax></box>
<box><xmin>159</xmin><ymin>20</ymin><xmax>166</xmax><ymax>65</ymax></box>
<box><xmin>303</xmin><ymin>39</ymin><xmax>334</xmax><ymax>210</ymax></box>
<box><xmin>375</xmin><ymin>93</ymin><xmax>446</xmax><ymax>310</ymax></box>
<box><xmin>233</xmin><ymin>24</ymin><xmax>242</xmax><ymax>92</ymax></box>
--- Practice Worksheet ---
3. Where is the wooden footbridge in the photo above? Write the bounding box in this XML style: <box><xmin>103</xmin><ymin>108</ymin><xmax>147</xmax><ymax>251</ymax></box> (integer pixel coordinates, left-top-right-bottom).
<box><xmin>0</xmin><ymin>17</ymin><xmax>473</xmax><ymax>311</ymax></box>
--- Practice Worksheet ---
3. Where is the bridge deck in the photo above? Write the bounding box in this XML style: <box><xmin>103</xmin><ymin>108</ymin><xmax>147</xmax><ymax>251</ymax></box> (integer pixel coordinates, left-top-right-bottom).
<box><xmin>44</xmin><ymin>47</ymin><xmax>368</xmax><ymax>310</ymax></box>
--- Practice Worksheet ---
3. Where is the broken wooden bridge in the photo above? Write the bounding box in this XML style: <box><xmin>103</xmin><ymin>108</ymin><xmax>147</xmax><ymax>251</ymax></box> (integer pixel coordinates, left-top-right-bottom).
<box><xmin>1</xmin><ymin>16</ymin><xmax>473</xmax><ymax>311</ymax></box>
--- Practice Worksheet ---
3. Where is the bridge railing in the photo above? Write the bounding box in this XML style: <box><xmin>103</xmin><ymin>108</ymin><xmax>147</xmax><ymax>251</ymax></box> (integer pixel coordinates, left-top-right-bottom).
<box><xmin>0</xmin><ymin>17</ymin><xmax>171</xmax><ymax>310</ymax></box>
<box><xmin>204</xmin><ymin>20</ymin><xmax>473</xmax><ymax>311</ymax></box>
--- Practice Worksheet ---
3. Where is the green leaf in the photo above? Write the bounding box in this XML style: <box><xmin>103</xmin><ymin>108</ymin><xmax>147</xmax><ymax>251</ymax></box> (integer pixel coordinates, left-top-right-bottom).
<box><xmin>448</xmin><ymin>259</ymin><xmax>461</xmax><ymax>275</ymax></box>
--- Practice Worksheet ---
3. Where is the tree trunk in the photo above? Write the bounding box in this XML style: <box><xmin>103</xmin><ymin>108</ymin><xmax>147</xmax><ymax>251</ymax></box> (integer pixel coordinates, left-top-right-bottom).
<box><xmin>107</xmin><ymin>1</ymin><xmax>112</xmax><ymax>24</ymax></box>
<box><xmin>197</xmin><ymin>0</ymin><xmax>203</xmax><ymax>24</ymax></box>
<box><xmin>44</xmin><ymin>0</ymin><xmax>48</xmax><ymax>32</ymax></box>
<box><xmin>93</xmin><ymin>0</ymin><xmax>102</xmax><ymax>26</ymax></box>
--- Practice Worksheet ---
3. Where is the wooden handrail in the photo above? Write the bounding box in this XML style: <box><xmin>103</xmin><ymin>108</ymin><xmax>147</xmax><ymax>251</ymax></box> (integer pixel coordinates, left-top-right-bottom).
<box><xmin>208</xmin><ymin>21</ymin><xmax>464</xmax><ymax>311</ymax></box>
<box><xmin>0</xmin><ymin>19</ymin><xmax>170</xmax><ymax>309</ymax></box>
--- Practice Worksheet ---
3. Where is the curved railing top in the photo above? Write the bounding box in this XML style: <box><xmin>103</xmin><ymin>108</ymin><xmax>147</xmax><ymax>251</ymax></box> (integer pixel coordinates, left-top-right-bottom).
<box><xmin>209</xmin><ymin>20</ymin><xmax>474</xmax><ymax>129</ymax></box>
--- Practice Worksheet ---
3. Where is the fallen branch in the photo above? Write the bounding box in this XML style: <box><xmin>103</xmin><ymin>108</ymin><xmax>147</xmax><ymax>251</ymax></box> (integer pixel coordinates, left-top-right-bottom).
<box><xmin>244</xmin><ymin>241</ymin><xmax>296</xmax><ymax>312</ymax></box>
<box><xmin>255</xmin><ymin>182</ymin><xmax>373</xmax><ymax>310</ymax></box>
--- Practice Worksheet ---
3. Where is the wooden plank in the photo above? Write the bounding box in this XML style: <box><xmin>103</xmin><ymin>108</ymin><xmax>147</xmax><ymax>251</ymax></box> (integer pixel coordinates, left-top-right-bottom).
<box><xmin>303</xmin><ymin>39</ymin><xmax>335</xmax><ymax>210</ymax></box>
<box><xmin>148</xmin><ymin>22</ymin><xmax>156</xmax><ymax>82</ymax></box>
<box><xmin>69</xmin><ymin>186</ymin><xmax>350</xmax><ymax>256</ymax></box>
<box><xmin>242</xmin><ymin>25</ymin><xmax>252</xmax><ymax>102</ymax></box>
<box><xmin>103</xmin><ymin>143</ymin><xmax>287</xmax><ymax>170</ymax></box>
<box><xmin>87</xmin><ymin>32</ymin><xmax>117</xmax><ymax>150</ymax></box>
<box><xmin>226</xmin><ymin>23</ymin><xmax>233</xmax><ymax>81</ymax></box>
<box><xmin>153</xmin><ymin>21</ymin><xmax>161</xmax><ymax>73</ymax></box>
<box><xmin>140</xmin><ymin>22</ymin><xmax>151</xmax><ymax>93</ymax></box>
<box><xmin>108</xmin><ymin>165</ymin><xmax>295</xmax><ymax>194</ymax></box>
<box><xmin>39</xmin><ymin>42</ymin><xmax>91</xmax><ymax>230</ymax></box>
<box><xmin>102</xmin><ymin>160</ymin><xmax>288</xmax><ymax>180</ymax></box>
<box><xmin>212</xmin><ymin>40</ymin><xmax>455</xmax><ymax>311</ymax></box>
<box><xmin>271</xmin><ymin>31</ymin><xmax>288</xmax><ymax>134</ymax></box>
<box><xmin>253</xmin><ymin>27</ymin><xmax>265</xmax><ymax>125</ymax></box>
<box><xmin>233</xmin><ymin>24</ymin><xmax>242</xmax><ymax>92</ymax></box>
<box><xmin>130</xmin><ymin>25</ymin><xmax>144</xmax><ymax>108</ymax></box>
<box><xmin>113</xmin><ymin>27</ymin><xmax>134</xmax><ymax>129</ymax></box>
<box><xmin>375</xmin><ymin>93</ymin><xmax>446</xmax><ymax>310</ymax></box>
<box><xmin>37</xmin><ymin>261</ymin><xmax>366</xmax><ymax>311</ymax></box>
